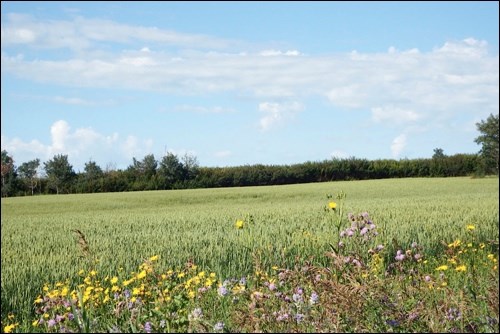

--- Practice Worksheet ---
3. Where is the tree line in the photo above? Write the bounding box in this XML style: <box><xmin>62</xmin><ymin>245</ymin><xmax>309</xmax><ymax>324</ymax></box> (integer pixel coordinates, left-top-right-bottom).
<box><xmin>1</xmin><ymin>113</ymin><xmax>498</xmax><ymax>197</ymax></box>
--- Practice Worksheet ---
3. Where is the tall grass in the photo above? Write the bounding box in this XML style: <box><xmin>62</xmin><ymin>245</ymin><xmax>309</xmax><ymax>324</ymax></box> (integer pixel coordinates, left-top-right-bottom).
<box><xmin>1</xmin><ymin>177</ymin><xmax>498</xmax><ymax>328</ymax></box>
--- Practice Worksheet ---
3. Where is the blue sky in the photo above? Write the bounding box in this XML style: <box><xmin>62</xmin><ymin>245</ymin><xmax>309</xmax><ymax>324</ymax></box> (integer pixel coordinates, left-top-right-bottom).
<box><xmin>1</xmin><ymin>1</ymin><xmax>499</xmax><ymax>172</ymax></box>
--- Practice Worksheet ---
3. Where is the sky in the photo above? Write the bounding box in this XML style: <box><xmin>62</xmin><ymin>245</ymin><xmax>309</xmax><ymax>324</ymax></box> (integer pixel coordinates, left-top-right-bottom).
<box><xmin>1</xmin><ymin>1</ymin><xmax>499</xmax><ymax>172</ymax></box>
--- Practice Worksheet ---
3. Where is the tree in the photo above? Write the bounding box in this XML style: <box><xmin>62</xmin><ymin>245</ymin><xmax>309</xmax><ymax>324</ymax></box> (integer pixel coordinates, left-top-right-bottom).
<box><xmin>83</xmin><ymin>160</ymin><xmax>103</xmax><ymax>193</ymax></box>
<box><xmin>44</xmin><ymin>154</ymin><xmax>76</xmax><ymax>194</ymax></box>
<box><xmin>18</xmin><ymin>158</ymin><xmax>40</xmax><ymax>195</ymax></box>
<box><xmin>1</xmin><ymin>150</ymin><xmax>16</xmax><ymax>197</ymax></box>
<box><xmin>432</xmin><ymin>148</ymin><xmax>446</xmax><ymax>159</ymax></box>
<box><xmin>158</xmin><ymin>153</ymin><xmax>185</xmax><ymax>188</ymax></box>
<box><xmin>474</xmin><ymin>113</ymin><xmax>499</xmax><ymax>174</ymax></box>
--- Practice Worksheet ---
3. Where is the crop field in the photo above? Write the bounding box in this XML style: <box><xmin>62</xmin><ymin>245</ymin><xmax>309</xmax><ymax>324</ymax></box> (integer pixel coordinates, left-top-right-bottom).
<box><xmin>1</xmin><ymin>176</ymin><xmax>499</xmax><ymax>332</ymax></box>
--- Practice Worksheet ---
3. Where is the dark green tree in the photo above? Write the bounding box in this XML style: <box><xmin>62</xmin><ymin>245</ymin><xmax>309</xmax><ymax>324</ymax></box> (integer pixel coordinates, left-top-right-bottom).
<box><xmin>18</xmin><ymin>158</ymin><xmax>40</xmax><ymax>195</ymax></box>
<box><xmin>158</xmin><ymin>153</ymin><xmax>185</xmax><ymax>189</ymax></box>
<box><xmin>44</xmin><ymin>154</ymin><xmax>76</xmax><ymax>194</ymax></box>
<box><xmin>83</xmin><ymin>160</ymin><xmax>103</xmax><ymax>193</ymax></box>
<box><xmin>1</xmin><ymin>150</ymin><xmax>17</xmax><ymax>197</ymax></box>
<box><xmin>474</xmin><ymin>113</ymin><xmax>499</xmax><ymax>174</ymax></box>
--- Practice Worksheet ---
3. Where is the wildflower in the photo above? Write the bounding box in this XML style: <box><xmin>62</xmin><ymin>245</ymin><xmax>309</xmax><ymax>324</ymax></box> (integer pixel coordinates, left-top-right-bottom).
<box><xmin>435</xmin><ymin>265</ymin><xmax>448</xmax><ymax>271</ymax></box>
<box><xmin>214</xmin><ymin>322</ymin><xmax>225</xmax><ymax>331</ymax></box>
<box><xmin>448</xmin><ymin>239</ymin><xmax>461</xmax><ymax>248</ymax></box>
<box><xmin>328</xmin><ymin>201</ymin><xmax>337</xmax><ymax>210</ymax></box>
<box><xmin>48</xmin><ymin>319</ymin><xmax>57</xmax><ymax>328</ymax></box>
<box><xmin>376</xmin><ymin>244</ymin><xmax>384</xmax><ymax>251</ymax></box>
<box><xmin>217</xmin><ymin>285</ymin><xmax>228</xmax><ymax>296</ymax></box>
<box><xmin>292</xmin><ymin>293</ymin><xmax>303</xmax><ymax>303</ymax></box>
<box><xmin>424</xmin><ymin>275</ymin><xmax>431</xmax><ymax>282</ymax></box>
<box><xmin>189</xmin><ymin>307</ymin><xmax>203</xmax><ymax>320</ymax></box>
<box><xmin>268</xmin><ymin>282</ymin><xmax>277</xmax><ymax>291</ymax></box>
<box><xmin>159</xmin><ymin>320</ymin><xmax>166</xmax><ymax>328</ymax></box>
<box><xmin>309</xmin><ymin>291</ymin><xmax>319</xmax><ymax>305</ymax></box>
<box><xmin>149</xmin><ymin>255</ymin><xmax>159</xmax><ymax>261</ymax></box>
<box><xmin>479</xmin><ymin>243</ymin><xmax>485</xmax><ymax>249</ymax></box>
<box><xmin>295</xmin><ymin>313</ymin><xmax>305</xmax><ymax>323</ymax></box>
<box><xmin>235</xmin><ymin>220</ymin><xmax>244</xmax><ymax>229</ymax></box>
<box><xmin>411</xmin><ymin>241</ymin><xmax>418</xmax><ymax>248</ymax></box>
<box><xmin>360</xmin><ymin>227</ymin><xmax>368</xmax><ymax>235</ymax></box>
<box><xmin>414</xmin><ymin>253</ymin><xmax>422</xmax><ymax>261</ymax></box>
<box><xmin>144</xmin><ymin>321</ymin><xmax>152</xmax><ymax>333</ymax></box>
<box><xmin>276</xmin><ymin>313</ymin><xmax>289</xmax><ymax>321</ymax></box>
<box><xmin>3</xmin><ymin>324</ymin><xmax>18</xmax><ymax>333</ymax></box>
<box><xmin>32</xmin><ymin>319</ymin><xmax>40</xmax><ymax>327</ymax></box>
<box><xmin>455</xmin><ymin>265</ymin><xmax>466</xmax><ymax>272</ymax></box>
<box><xmin>136</xmin><ymin>270</ymin><xmax>147</xmax><ymax>279</ymax></box>
<box><xmin>466</xmin><ymin>224</ymin><xmax>475</xmax><ymax>231</ymax></box>
<box><xmin>386</xmin><ymin>319</ymin><xmax>399</xmax><ymax>327</ymax></box>
<box><xmin>446</xmin><ymin>308</ymin><xmax>462</xmax><ymax>321</ymax></box>
<box><xmin>395</xmin><ymin>250</ymin><xmax>405</xmax><ymax>261</ymax></box>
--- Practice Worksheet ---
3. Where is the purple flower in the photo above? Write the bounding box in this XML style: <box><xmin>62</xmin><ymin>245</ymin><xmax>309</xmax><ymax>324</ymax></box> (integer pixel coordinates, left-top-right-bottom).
<box><xmin>352</xmin><ymin>259</ymin><xmax>362</xmax><ymax>267</ymax></box>
<box><xmin>144</xmin><ymin>321</ymin><xmax>152</xmax><ymax>333</ymax></box>
<box><xmin>340</xmin><ymin>231</ymin><xmax>346</xmax><ymax>237</ymax></box>
<box><xmin>214</xmin><ymin>322</ymin><xmax>224</xmax><ymax>331</ymax></box>
<box><xmin>395</xmin><ymin>250</ymin><xmax>405</xmax><ymax>261</ymax></box>
<box><xmin>67</xmin><ymin>313</ymin><xmax>74</xmax><ymax>321</ymax></box>
<box><xmin>47</xmin><ymin>319</ymin><xmax>57</xmax><ymax>328</ymax></box>
<box><xmin>295</xmin><ymin>287</ymin><xmax>303</xmax><ymax>295</ymax></box>
<box><xmin>190</xmin><ymin>307</ymin><xmax>203</xmax><ymax>320</ymax></box>
<box><xmin>446</xmin><ymin>308</ymin><xmax>462</xmax><ymax>321</ymax></box>
<box><xmin>309</xmin><ymin>291</ymin><xmax>319</xmax><ymax>305</ymax></box>
<box><xmin>292</xmin><ymin>293</ymin><xmax>303</xmax><ymax>303</ymax></box>
<box><xmin>376</xmin><ymin>244</ymin><xmax>384</xmax><ymax>251</ymax></box>
<box><xmin>424</xmin><ymin>275</ymin><xmax>431</xmax><ymax>282</ymax></box>
<box><xmin>217</xmin><ymin>286</ymin><xmax>228</xmax><ymax>297</ymax></box>
<box><xmin>414</xmin><ymin>253</ymin><xmax>422</xmax><ymax>261</ymax></box>
<box><xmin>347</xmin><ymin>229</ymin><xmax>354</xmax><ymax>237</ymax></box>
<box><xmin>276</xmin><ymin>313</ymin><xmax>289</xmax><ymax>321</ymax></box>
<box><xmin>411</xmin><ymin>241</ymin><xmax>418</xmax><ymax>248</ymax></box>
<box><xmin>338</xmin><ymin>241</ymin><xmax>344</xmax><ymax>248</ymax></box>
<box><xmin>123</xmin><ymin>289</ymin><xmax>131</xmax><ymax>299</ymax></box>
<box><xmin>360</xmin><ymin>227</ymin><xmax>368</xmax><ymax>235</ymax></box>
<box><xmin>268</xmin><ymin>282</ymin><xmax>276</xmax><ymax>291</ymax></box>
<box><xmin>55</xmin><ymin>314</ymin><xmax>65</xmax><ymax>323</ymax></box>
<box><xmin>294</xmin><ymin>313</ymin><xmax>305</xmax><ymax>323</ymax></box>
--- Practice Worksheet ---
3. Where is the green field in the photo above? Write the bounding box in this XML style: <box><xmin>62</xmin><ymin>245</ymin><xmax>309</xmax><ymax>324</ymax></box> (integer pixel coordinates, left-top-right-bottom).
<box><xmin>1</xmin><ymin>177</ymin><xmax>499</xmax><ymax>331</ymax></box>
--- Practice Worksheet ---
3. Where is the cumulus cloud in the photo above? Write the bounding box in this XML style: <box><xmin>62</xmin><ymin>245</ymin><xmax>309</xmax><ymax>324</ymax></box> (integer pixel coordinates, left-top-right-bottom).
<box><xmin>391</xmin><ymin>134</ymin><xmax>407</xmax><ymax>158</ymax></box>
<box><xmin>0</xmin><ymin>120</ymin><xmax>157</xmax><ymax>171</ymax></box>
<box><xmin>258</xmin><ymin>101</ymin><xmax>304</xmax><ymax>131</ymax></box>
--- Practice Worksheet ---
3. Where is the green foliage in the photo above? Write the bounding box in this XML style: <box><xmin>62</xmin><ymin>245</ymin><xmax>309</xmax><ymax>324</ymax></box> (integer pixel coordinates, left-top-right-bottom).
<box><xmin>43</xmin><ymin>154</ymin><xmax>76</xmax><ymax>194</ymax></box>
<box><xmin>475</xmin><ymin>113</ymin><xmax>499</xmax><ymax>175</ymax></box>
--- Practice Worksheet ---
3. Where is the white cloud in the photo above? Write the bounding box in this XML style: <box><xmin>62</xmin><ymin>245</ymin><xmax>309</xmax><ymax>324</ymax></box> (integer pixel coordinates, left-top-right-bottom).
<box><xmin>259</xmin><ymin>49</ymin><xmax>301</xmax><ymax>56</ymax></box>
<box><xmin>371</xmin><ymin>106</ymin><xmax>421</xmax><ymax>124</ymax></box>
<box><xmin>0</xmin><ymin>120</ymin><xmax>156</xmax><ymax>171</ymax></box>
<box><xmin>391</xmin><ymin>134</ymin><xmax>407</xmax><ymax>158</ymax></box>
<box><xmin>172</xmin><ymin>105</ymin><xmax>235</xmax><ymax>113</ymax></box>
<box><xmin>53</xmin><ymin>96</ymin><xmax>94</xmax><ymax>106</ymax></box>
<box><xmin>258</xmin><ymin>101</ymin><xmax>304</xmax><ymax>131</ymax></box>
<box><xmin>1</xmin><ymin>14</ymin><xmax>233</xmax><ymax>50</ymax></box>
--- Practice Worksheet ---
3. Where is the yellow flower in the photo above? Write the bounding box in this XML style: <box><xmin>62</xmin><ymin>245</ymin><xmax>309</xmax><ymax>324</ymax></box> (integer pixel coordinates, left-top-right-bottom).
<box><xmin>34</xmin><ymin>296</ymin><xmax>43</xmax><ymax>304</ymax></box>
<box><xmin>466</xmin><ymin>224</ymin><xmax>475</xmax><ymax>231</ymax></box>
<box><xmin>32</xmin><ymin>319</ymin><xmax>39</xmax><ymax>327</ymax></box>
<box><xmin>448</xmin><ymin>239</ymin><xmax>461</xmax><ymax>248</ymax></box>
<box><xmin>110</xmin><ymin>277</ymin><xmax>118</xmax><ymax>284</ymax></box>
<box><xmin>3</xmin><ymin>323</ymin><xmax>18</xmax><ymax>333</ymax></box>
<box><xmin>177</xmin><ymin>272</ymin><xmax>185</xmax><ymax>278</ymax></box>
<box><xmin>111</xmin><ymin>285</ymin><xmax>120</xmax><ymax>292</ymax></box>
<box><xmin>441</xmin><ymin>282</ymin><xmax>447</xmax><ymax>287</ymax></box>
<box><xmin>435</xmin><ymin>265</ymin><xmax>449</xmax><ymax>271</ymax></box>
<box><xmin>235</xmin><ymin>220</ymin><xmax>244</xmax><ymax>229</ymax></box>
<box><xmin>149</xmin><ymin>255</ymin><xmax>159</xmax><ymax>262</ymax></box>
<box><xmin>328</xmin><ymin>201</ymin><xmax>337</xmax><ymax>210</ymax></box>
<box><xmin>479</xmin><ymin>243</ymin><xmax>485</xmax><ymax>249</ymax></box>
<box><xmin>136</xmin><ymin>270</ymin><xmax>147</xmax><ymax>279</ymax></box>
<box><xmin>90</xmin><ymin>270</ymin><xmax>97</xmax><ymax>276</ymax></box>
<box><xmin>78</xmin><ymin>269</ymin><xmax>85</xmax><ymax>276</ymax></box>
<box><xmin>455</xmin><ymin>265</ymin><xmax>467</xmax><ymax>272</ymax></box>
